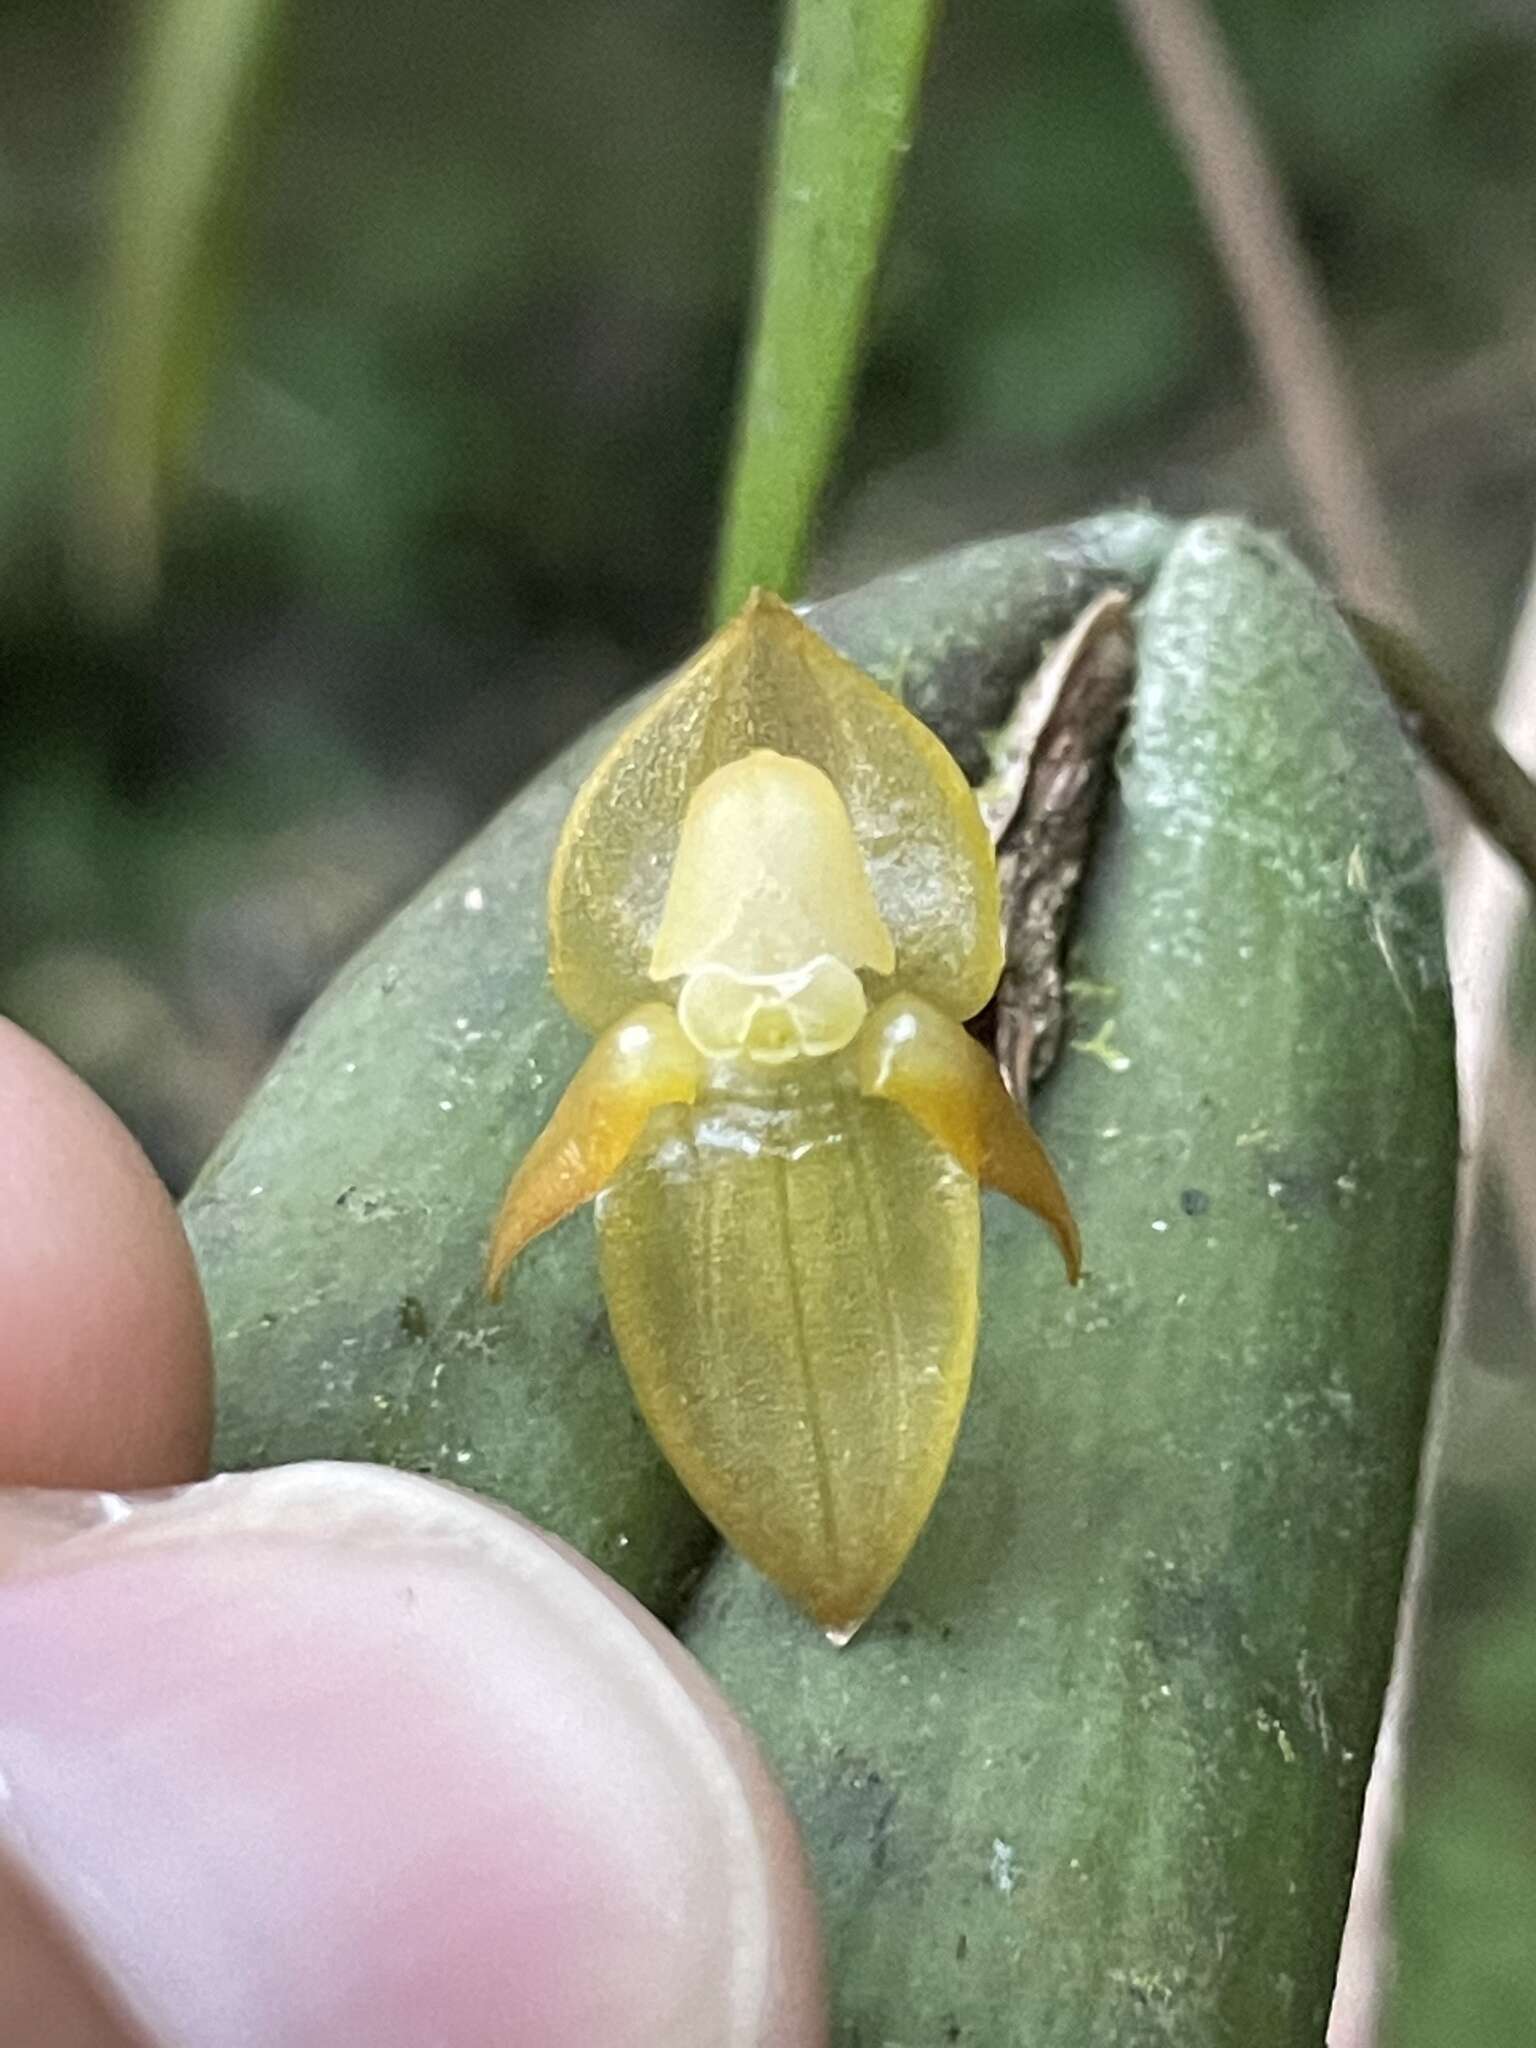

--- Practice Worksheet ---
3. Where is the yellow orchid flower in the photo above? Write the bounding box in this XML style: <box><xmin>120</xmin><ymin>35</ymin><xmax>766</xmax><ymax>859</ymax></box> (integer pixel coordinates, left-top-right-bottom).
<box><xmin>488</xmin><ymin>590</ymin><xmax>1078</xmax><ymax>1641</ymax></box>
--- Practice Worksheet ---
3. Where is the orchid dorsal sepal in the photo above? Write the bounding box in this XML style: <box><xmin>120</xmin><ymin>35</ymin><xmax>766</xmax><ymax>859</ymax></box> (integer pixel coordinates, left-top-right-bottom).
<box><xmin>856</xmin><ymin>992</ymin><xmax>1082</xmax><ymax>1283</ymax></box>
<box><xmin>548</xmin><ymin>589</ymin><xmax>1002</xmax><ymax>1033</ymax></box>
<box><xmin>485</xmin><ymin>1003</ymin><xmax>702</xmax><ymax>1298</ymax></box>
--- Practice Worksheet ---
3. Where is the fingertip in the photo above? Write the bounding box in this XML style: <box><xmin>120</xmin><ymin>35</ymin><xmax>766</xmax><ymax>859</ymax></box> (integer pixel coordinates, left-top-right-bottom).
<box><xmin>0</xmin><ymin>1019</ymin><xmax>212</xmax><ymax>1490</ymax></box>
<box><xmin>0</xmin><ymin>1464</ymin><xmax>827</xmax><ymax>2047</ymax></box>
<box><xmin>511</xmin><ymin>1516</ymin><xmax>828</xmax><ymax>2046</ymax></box>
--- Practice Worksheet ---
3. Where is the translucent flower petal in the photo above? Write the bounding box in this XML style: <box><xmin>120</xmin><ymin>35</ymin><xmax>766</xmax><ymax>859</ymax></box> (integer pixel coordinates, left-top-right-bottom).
<box><xmin>548</xmin><ymin>591</ymin><xmax>1003</xmax><ymax>1030</ymax></box>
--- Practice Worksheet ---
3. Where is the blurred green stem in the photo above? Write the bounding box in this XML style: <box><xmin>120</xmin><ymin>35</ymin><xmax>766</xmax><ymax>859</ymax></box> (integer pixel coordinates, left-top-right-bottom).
<box><xmin>75</xmin><ymin>0</ymin><xmax>281</xmax><ymax>621</ymax></box>
<box><xmin>713</xmin><ymin>0</ymin><xmax>938</xmax><ymax>621</ymax></box>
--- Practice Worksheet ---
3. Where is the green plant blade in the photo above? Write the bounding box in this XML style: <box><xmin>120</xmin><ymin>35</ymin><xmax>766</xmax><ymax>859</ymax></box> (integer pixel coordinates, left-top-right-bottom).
<box><xmin>75</xmin><ymin>0</ymin><xmax>281</xmax><ymax>617</ymax></box>
<box><xmin>687</xmin><ymin>520</ymin><xmax>1458</xmax><ymax>2040</ymax></box>
<box><xmin>712</xmin><ymin>0</ymin><xmax>939</xmax><ymax>620</ymax></box>
<box><xmin>184</xmin><ymin>512</ymin><xmax>1455</xmax><ymax>2042</ymax></box>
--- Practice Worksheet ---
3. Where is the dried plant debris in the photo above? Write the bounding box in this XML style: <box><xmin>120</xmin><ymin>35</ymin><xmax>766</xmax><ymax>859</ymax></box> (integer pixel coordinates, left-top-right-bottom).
<box><xmin>974</xmin><ymin>589</ymin><xmax>1138</xmax><ymax>1100</ymax></box>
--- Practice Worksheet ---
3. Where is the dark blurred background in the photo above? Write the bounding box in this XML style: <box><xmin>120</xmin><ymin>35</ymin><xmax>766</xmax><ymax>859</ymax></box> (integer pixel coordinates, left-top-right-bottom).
<box><xmin>4</xmin><ymin>0</ymin><xmax>1536</xmax><ymax>1189</ymax></box>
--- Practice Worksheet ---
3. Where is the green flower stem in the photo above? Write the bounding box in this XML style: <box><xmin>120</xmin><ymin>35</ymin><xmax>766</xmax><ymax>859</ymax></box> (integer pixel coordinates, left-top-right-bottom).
<box><xmin>713</xmin><ymin>0</ymin><xmax>939</xmax><ymax>621</ymax></box>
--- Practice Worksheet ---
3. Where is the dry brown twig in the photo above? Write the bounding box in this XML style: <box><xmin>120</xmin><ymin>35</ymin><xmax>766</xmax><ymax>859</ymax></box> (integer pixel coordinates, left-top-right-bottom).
<box><xmin>1115</xmin><ymin>0</ymin><xmax>1536</xmax><ymax>897</ymax></box>
<box><xmin>1114</xmin><ymin>0</ymin><xmax>1412</xmax><ymax>630</ymax></box>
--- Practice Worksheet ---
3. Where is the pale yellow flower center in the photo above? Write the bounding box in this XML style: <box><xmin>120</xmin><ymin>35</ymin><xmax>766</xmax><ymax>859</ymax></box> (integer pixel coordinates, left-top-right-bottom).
<box><xmin>649</xmin><ymin>750</ymin><xmax>894</xmax><ymax>1063</ymax></box>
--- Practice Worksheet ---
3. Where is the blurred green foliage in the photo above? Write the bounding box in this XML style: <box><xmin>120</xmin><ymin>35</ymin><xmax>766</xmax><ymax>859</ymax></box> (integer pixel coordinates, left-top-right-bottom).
<box><xmin>1391</xmin><ymin>1506</ymin><xmax>1536</xmax><ymax>2048</ymax></box>
<box><xmin>82</xmin><ymin>0</ymin><xmax>282</xmax><ymax>616</ymax></box>
<box><xmin>1384</xmin><ymin>903</ymin><xmax>1536</xmax><ymax>2046</ymax></box>
<box><xmin>3</xmin><ymin>0</ymin><xmax>1536</xmax><ymax>1178</ymax></box>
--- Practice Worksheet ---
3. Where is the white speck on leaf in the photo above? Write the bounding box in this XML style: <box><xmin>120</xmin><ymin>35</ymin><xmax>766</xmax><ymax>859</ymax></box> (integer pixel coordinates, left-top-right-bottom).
<box><xmin>1071</xmin><ymin>1019</ymin><xmax>1131</xmax><ymax>1072</ymax></box>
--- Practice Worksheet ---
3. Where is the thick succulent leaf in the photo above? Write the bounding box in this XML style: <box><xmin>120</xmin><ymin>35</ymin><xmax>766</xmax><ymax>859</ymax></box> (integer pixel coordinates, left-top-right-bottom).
<box><xmin>597</xmin><ymin>1087</ymin><xmax>979</xmax><ymax>1642</ymax></box>
<box><xmin>808</xmin><ymin>509</ymin><xmax>1177</xmax><ymax>780</ymax></box>
<box><xmin>184</xmin><ymin>516</ymin><xmax>1456</xmax><ymax>2043</ymax></box>
<box><xmin>549</xmin><ymin>590</ymin><xmax>1003</xmax><ymax>1030</ymax></box>
<box><xmin>683</xmin><ymin>520</ymin><xmax>1458</xmax><ymax>2042</ymax></box>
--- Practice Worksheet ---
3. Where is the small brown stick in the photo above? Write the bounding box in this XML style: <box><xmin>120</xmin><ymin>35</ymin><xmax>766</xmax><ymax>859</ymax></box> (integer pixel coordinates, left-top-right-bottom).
<box><xmin>1349</xmin><ymin>612</ymin><xmax>1536</xmax><ymax>895</ymax></box>
<box><xmin>976</xmin><ymin>591</ymin><xmax>1138</xmax><ymax>1101</ymax></box>
<box><xmin>1115</xmin><ymin>0</ymin><xmax>1414</xmax><ymax>636</ymax></box>
<box><xmin>1117</xmin><ymin>0</ymin><xmax>1536</xmax><ymax>896</ymax></box>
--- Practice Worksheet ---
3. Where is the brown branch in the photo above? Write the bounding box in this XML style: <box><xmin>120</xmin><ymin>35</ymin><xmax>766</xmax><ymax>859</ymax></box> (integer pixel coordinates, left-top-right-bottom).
<box><xmin>1348</xmin><ymin>612</ymin><xmax>1536</xmax><ymax>895</ymax></box>
<box><xmin>1116</xmin><ymin>0</ymin><xmax>1416</xmax><ymax>635</ymax></box>
<box><xmin>1114</xmin><ymin>0</ymin><xmax>1536</xmax><ymax>895</ymax></box>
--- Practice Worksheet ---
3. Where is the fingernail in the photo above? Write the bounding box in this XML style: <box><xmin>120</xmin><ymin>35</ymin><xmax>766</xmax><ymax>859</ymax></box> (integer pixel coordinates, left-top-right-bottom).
<box><xmin>0</xmin><ymin>1463</ymin><xmax>824</xmax><ymax>2047</ymax></box>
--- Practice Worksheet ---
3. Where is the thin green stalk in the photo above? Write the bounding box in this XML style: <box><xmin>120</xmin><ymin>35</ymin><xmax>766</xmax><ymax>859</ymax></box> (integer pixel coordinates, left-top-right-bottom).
<box><xmin>713</xmin><ymin>0</ymin><xmax>938</xmax><ymax>622</ymax></box>
<box><xmin>75</xmin><ymin>0</ymin><xmax>282</xmax><ymax>620</ymax></box>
